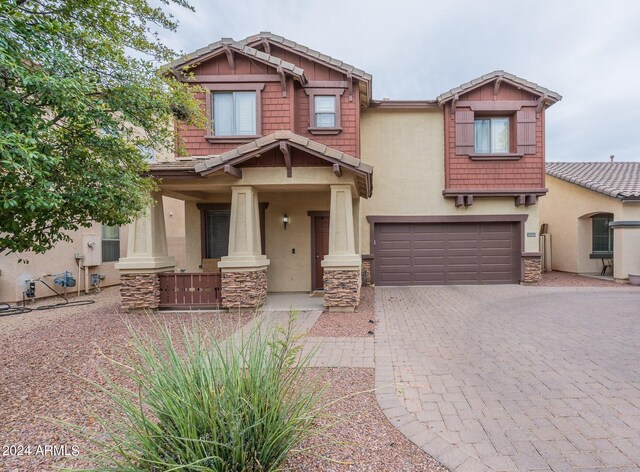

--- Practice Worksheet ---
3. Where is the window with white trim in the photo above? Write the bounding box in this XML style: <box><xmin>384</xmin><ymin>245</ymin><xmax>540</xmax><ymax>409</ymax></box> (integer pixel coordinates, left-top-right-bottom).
<box><xmin>101</xmin><ymin>225</ymin><xmax>120</xmax><ymax>262</ymax></box>
<box><xmin>212</xmin><ymin>91</ymin><xmax>256</xmax><ymax>136</ymax></box>
<box><xmin>314</xmin><ymin>95</ymin><xmax>336</xmax><ymax>128</ymax></box>
<box><xmin>474</xmin><ymin>117</ymin><xmax>509</xmax><ymax>153</ymax></box>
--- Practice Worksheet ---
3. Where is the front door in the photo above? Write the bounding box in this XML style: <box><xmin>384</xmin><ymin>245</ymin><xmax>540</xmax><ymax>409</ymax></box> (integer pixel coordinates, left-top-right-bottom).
<box><xmin>313</xmin><ymin>215</ymin><xmax>330</xmax><ymax>290</ymax></box>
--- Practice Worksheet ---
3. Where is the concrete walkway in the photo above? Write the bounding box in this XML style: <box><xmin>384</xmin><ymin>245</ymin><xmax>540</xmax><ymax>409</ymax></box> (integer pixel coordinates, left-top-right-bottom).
<box><xmin>232</xmin><ymin>309</ymin><xmax>374</xmax><ymax>368</ymax></box>
<box><xmin>375</xmin><ymin>285</ymin><xmax>640</xmax><ymax>472</ymax></box>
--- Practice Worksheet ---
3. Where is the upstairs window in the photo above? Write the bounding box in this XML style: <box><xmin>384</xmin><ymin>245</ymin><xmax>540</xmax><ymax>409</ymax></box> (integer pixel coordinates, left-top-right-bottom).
<box><xmin>592</xmin><ymin>213</ymin><xmax>614</xmax><ymax>255</ymax></box>
<box><xmin>212</xmin><ymin>91</ymin><xmax>256</xmax><ymax>136</ymax></box>
<box><xmin>314</xmin><ymin>95</ymin><xmax>336</xmax><ymax>128</ymax></box>
<box><xmin>102</xmin><ymin>225</ymin><xmax>120</xmax><ymax>262</ymax></box>
<box><xmin>474</xmin><ymin>117</ymin><xmax>509</xmax><ymax>153</ymax></box>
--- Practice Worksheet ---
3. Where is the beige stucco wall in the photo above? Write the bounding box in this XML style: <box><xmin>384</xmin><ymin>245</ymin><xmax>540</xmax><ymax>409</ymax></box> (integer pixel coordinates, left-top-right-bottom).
<box><xmin>263</xmin><ymin>191</ymin><xmax>330</xmax><ymax>292</ymax></box>
<box><xmin>182</xmin><ymin>191</ymin><xmax>330</xmax><ymax>292</ymax></box>
<box><xmin>0</xmin><ymin>196</ymin><xmax>184</xmax><ymax>303</ymax></box>
<box><xmin>539</xmin><ymin>175</ymin><xmax>640</xmax><ymax>279</ymax></box>
<box><xmin>359</xmin><ymin>109</ymin><xmax>540</xmax><ymax>254</ymax></box>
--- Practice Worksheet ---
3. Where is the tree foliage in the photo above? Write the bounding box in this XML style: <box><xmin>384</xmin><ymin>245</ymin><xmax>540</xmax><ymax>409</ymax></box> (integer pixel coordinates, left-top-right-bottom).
<box><xmin>0</xmin><ymin>0</ymin><xmax>203</xmax><ymax>254</ymax></box>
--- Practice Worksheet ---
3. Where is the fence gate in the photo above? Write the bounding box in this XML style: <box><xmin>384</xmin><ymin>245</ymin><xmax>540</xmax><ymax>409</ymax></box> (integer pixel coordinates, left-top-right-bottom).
<box><xmin>158</xmin><ymin>272</ymin><xmax>222</xmax><ymax>309</ymax></box>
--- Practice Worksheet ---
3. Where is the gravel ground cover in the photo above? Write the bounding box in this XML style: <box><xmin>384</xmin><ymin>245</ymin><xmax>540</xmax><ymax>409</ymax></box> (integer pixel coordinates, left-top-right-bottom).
<box><xmin>0</xmin><ymin>287</ymin><xmax>253</xmax><ymax>471</ymax></box>
<box><xmin>538</xmin><ymin>270</ymin><xmax>630</xmax><ymax>287</ymax></box>
<box><xmin>286</xmin><ymin>368</ymin><xmax>447</xmax><ymax>472</ymax></box>
<box><xmin>309</xmin><ymin>286</ymin><xmax>376</xmax><ymax>337</ymax></box>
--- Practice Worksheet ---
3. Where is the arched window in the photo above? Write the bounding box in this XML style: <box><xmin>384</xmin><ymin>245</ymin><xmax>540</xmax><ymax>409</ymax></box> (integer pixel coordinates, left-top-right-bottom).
<box><xmin>591</xmin><ymin>213</ymin><xmax>614</xmax><ymax>255</ymax></box>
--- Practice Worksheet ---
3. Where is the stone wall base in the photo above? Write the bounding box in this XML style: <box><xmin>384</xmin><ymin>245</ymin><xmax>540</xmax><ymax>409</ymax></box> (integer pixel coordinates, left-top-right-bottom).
<box><xmin>120</xmin><ymin>272</ymin><xmax>160</xmax><ymax>312</ymax></box>
<box><xmin>361</xmin><ymin>259</ymin><xmax>373</xmax><ymax>286</ymax></box>
<box><xmin>222</xmin><ymin>269</ymin><xmax>267</xmax><ymax>309</ymax></box>
<box><xmin>522</xmin><ymin>256</ymin><xmax>542</xmax><ymax>284</ymax></box>
<box><xmin>324</xmin><ymin>268</ymin><xmax>361</xmax><ymax>310</ymax></box>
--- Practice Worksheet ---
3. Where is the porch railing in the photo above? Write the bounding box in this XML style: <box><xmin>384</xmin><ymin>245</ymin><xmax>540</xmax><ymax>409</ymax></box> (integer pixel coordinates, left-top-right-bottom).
<box><xmin>158</xmin><ymin>272</ymin><xmax>222</xmax><ymax>309</ymax></box>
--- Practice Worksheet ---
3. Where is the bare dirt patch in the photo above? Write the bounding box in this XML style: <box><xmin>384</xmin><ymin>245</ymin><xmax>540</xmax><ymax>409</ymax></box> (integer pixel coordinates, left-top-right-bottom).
<box><xmin>309</xmin><ymin>286</ymin><xmax>376</xmax><ymax>337</ymax></box>
<box><xmin>539</xmin><ymin>270</ymin><xmax>630</xmax><ymax>287</ymax></box>
<box><xmin>287</xmin><ymin>368</ymin><xmax>446</xmax><ymax>472</ymax></box>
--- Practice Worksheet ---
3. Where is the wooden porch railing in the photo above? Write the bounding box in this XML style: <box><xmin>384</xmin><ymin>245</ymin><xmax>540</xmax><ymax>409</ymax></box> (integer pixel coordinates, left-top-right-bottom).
<box><xmin>158</xmin><ymin>272</ymin><xmax>222</xmax><ymax>309</ymax></box>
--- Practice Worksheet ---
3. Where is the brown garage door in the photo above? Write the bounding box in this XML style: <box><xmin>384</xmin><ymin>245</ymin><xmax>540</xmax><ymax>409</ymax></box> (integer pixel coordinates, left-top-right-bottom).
<box><xmin>374</xmin><ymin>222</ymin><xmax>520</xmax><ymax>285</ymax></box>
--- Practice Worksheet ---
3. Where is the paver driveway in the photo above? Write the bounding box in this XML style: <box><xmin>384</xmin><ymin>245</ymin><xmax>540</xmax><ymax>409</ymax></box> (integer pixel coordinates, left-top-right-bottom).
<box><xmin>375</xmin><ymin>285</ymin><xmax>640</xmax><ymax>471</ymax></box>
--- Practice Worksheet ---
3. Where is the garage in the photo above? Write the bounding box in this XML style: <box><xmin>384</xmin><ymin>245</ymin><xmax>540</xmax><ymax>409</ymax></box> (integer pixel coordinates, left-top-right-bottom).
<box><xmin>372</xmin><ymin>220</ymin><xmax>521</xmax><ymax>286</ymax></box>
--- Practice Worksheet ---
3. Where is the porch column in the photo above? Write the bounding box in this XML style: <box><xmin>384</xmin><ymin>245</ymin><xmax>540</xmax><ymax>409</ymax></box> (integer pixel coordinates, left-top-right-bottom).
<box><xmin>218</xmin><ymin>186</ymin><xmax>270</xmax><ymax>308</ymax></box>
<box><xmin>322</xmin><ymin>184</ymin><xmax>362</xmax><ymax>311</ymax></box>
<box><xmin>115</xmin><ymin>191</ymin><xmax>176</xmax><ymax>311</ymax></box>
<box><xmin>611</xmin><ymin>221</ymin><xmax>640</xmax><ymax>282</ymax></box>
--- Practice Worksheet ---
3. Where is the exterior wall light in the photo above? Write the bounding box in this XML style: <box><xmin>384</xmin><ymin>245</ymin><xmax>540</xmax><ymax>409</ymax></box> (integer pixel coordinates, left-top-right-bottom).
<box><xmin>283</xmin><ymin>213</ymin><xmax>289</xmax><ymax>230</ymax></box>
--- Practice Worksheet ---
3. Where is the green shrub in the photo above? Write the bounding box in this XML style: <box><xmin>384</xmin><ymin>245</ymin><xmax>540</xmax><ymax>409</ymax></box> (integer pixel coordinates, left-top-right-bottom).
<box><xmin>77</xmin><ymin>315</ymin><xmax>326</xmax><ymax>471</ymax></box>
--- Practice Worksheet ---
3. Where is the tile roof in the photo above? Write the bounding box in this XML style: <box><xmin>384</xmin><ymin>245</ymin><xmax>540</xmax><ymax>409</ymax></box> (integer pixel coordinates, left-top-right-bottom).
<box><xmin>437</xmin><ymin>70</ymin><xmax>562</xmax><ymax>104</ymax></box>
<box><xmin>165</xmin><ymin>38</ymin><xmax>306</xmax><ymax>82</ymax></box>
<box><xmin>240</xmin><ymin>32</ymin><xmax>372</xmax><ymax>82</ymax></box>
<box><xmin>546</xmin><ymin>162</ymin><xmax>640</xmax><ymax>201</ymax></box>
<box><xmin>192</xmin><ymin>130</ymin><xmax>373</xmax><ymax>197</ymax></box>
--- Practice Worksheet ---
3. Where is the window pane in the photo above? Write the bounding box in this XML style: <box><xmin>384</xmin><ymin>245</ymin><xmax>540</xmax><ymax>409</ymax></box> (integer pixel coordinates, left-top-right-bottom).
<box><xmin>234</xmin><ymin>92</ymin><xmax>256</xmax><ymax>135</ymax></box>
<box><xmin>592</xmin><ymin>216</ymin><xmax>613</xmax><ymax>253</ymax></box>
<box><xmin>314</xmin><ymin>95</ymin><xmax>335</xmax><ymax>113</ymax></box>
<box><xmin>206</xmin><ymin>211</ymin><xmax>230</xmax><ymax>259</ymax></box>
<box><xmin>491</xmin><ymin>118</ymin><xmax>509</xmax><ymax>153</ymax></box>
<box><xmin>101</xmin><ymin>225</ymin><xmax>120</xmax><ymax>262</ymax></box>
<box><xmin>315</xmin><ymin>113</ymin><xmax>335</xmax><ymax>128</ymax></box>
<box><xmin>102</xmin><ymin>225</ymin><xmax>119</xmax><ymax>240</ymax></box>
<box><xmin>474</xmin><ymin>119</ymin><xmax>490</xmax><ymax>153</ymax></box>
<box><xmin>213</xmin><ymin>92</ymin><xmax>234</xmax><ymax>136</ymax></box>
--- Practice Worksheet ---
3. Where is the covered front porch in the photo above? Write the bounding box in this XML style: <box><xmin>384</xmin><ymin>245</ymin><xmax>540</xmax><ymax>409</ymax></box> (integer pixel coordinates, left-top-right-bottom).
<box><xmin>115</xmin><ymin>131</ymin><xmax>373</xmax><ymax>312</ymax></box>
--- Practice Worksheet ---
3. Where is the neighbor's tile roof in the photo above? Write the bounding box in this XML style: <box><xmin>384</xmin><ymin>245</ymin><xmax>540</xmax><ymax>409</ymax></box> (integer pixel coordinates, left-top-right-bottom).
<box><xmin>165</xmin><ymin>38</ymin><xmax>306</xmax><ymax>81</ymax></box>
<box><xmin>240</xmin><ymin>32</ymin><xmax>372</xmax><ymax>82</ymax></box>
<box><xmin>437</xmin><ymin>70</ymin><xmax>562</xmax><ymax>104</ymax></box>
<box><xmin>546</xmin><ymin>162</ymin><xmax>640</xmax><ymax>201</ymax></box>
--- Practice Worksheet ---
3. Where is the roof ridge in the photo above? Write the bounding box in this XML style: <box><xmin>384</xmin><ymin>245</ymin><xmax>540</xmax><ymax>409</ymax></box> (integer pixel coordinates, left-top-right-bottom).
<box><xmin>239</xmin><ymin>32</ymin><xmax>372</xmax><ymax>81</ymax></box>
<box><xmin>546</xmin><ymin>161</ymin><xmax>640</xmax><ymax>200</ymax></box>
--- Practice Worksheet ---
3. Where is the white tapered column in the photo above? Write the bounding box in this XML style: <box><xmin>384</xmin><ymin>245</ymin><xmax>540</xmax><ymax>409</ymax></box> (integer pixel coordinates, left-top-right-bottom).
<box><xmin>322</xmin><ymin>185</ymin><xmax>361</xmax><ymax>311</ymax></box>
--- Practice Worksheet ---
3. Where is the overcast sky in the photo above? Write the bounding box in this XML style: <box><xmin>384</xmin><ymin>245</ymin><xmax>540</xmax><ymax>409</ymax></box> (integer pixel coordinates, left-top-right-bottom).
<box><xmin>158</xmin><ymin>0</ymin><xmax>640</xmax><ymax>162</ymax></box>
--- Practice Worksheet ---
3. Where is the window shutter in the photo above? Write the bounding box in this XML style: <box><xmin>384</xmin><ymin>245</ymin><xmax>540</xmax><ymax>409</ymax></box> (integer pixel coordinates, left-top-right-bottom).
<box><xmin>516</xmin><ymin>109</ymin><xmax>536</xmax><ymax>155</ymax></box>
<box><xmin>455</xmin><ymin>109</ymin><xmax>475</xmax><ymax>155</ymax></box>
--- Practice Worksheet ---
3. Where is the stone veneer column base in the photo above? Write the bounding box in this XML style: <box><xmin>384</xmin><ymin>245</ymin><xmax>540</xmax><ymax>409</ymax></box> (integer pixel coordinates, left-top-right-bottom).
<box><xmin>522</xmin><ymin>256</ymin><xmax>542</xmax><ymax>284</ymax></box>
<box><xmin>361</xmin><ymin>258</ymin><xmax>373</xmax><ymax>286</ymax></box>
<box><xmin>323</xmin><ymin>268</ymin><xmax>361</xmax><ymax>311</ymax></box>
<box><xmin>120</xmin><ymin>272</ymin><xmax>161</xmax><ymax>312</ymax></box>
<box><xmin>221</xmin><ymin>269</ymin><xmax>267</xmax><ymax>309</ymax></box>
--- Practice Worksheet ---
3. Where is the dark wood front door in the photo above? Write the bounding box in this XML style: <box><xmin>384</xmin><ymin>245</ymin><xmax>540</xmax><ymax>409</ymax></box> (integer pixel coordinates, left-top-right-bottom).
<box><xmin>312</xmin><ymin>215</ymin><xmax>330</xmax><ymax>290</ymax></box>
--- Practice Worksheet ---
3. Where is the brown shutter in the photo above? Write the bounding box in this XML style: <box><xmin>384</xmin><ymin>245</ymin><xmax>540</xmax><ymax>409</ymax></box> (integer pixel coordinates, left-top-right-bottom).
<box><xmin>516</xmin><ymin>109</ymin><xmax>536</xmax><ymax>155</ymax></box>
<box><xmin>455</xmin><ymin>109</ymin><xmax>475</xmax><ymax>155</ymax></box>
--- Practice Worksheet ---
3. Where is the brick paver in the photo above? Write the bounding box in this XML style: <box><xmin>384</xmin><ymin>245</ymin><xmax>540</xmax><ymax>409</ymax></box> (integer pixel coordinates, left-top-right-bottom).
<box><xmin>375</xmin><ymin>285</ymin><xmax>640</xmax><ymax>471</ymax></box>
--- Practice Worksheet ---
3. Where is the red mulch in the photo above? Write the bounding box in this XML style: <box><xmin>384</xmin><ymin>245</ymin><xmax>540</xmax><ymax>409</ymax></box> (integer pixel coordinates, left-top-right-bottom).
<box><xmin>308</xmin><ymin>287</ymin><xmax>376</xmax><ymax>337</ymax></box>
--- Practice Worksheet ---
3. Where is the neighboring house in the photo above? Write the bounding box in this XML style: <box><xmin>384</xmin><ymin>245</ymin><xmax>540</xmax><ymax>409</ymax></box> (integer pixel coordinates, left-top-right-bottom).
<box><xmin>0</xmin><ymin>197</ymin><xmax>186</xmax><ymax>304</ymax></box>
<box><xmin>540</xmin><ymin>162</ymin><xmax>640</xmax><ymax>281</ymax></box>
<box><xmin>115</xmin><ymin>32</ymin><xmax>561</xmax><ymax>312</ymax></box>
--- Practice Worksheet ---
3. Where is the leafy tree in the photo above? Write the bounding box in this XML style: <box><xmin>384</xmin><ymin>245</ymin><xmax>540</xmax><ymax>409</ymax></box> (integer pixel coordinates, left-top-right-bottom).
<box><xmin>0</xmin><ymin>0</ymin><xmax>203</xmax><ymax>254</ymax></box>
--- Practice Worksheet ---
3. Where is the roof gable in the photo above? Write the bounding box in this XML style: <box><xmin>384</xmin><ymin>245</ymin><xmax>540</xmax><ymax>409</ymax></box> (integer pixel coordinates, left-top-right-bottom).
<box><xmin>166</xmin><ymin>39</ymin><xmax>307</xmax><ymax>84</ymax></box>
<box><xmin>546</xmin><ymin>162</ymin><xmax>640</xmax><ymax>201</ymax></box>
<box><xmin>193</xmin><ymin>130</ymin><xmax>373</xmax><ymax>197</ymax></box>
<box><xmin>241</xmin><ymin>32</ymin><xmax>372</xmax><ymax>104</ymax></box>
<box><xmin>437</xmin><ymin>70</ymin><xmax>562</xmax><ymax>106</ymax></box>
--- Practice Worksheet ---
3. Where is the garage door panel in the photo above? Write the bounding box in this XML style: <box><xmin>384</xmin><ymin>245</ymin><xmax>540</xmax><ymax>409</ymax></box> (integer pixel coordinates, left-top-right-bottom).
<box><xmin>375</xmin><ymin>222</ymin><xmax>519</xmax><ymax>285</ymax></box>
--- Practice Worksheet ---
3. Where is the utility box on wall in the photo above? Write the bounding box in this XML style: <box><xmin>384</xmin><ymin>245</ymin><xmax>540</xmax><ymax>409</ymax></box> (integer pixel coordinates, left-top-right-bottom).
<box><xmin>81</xmin><ymin>233</ymin><xmax>102</xmax><ymax>267</ymax></box>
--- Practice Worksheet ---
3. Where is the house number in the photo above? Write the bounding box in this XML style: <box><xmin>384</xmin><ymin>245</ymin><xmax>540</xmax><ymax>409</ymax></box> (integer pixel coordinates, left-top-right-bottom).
<box><xmin>527</xmin><ymin>232</ymin><xmax>536</xmax><ymax>237</ymax></box>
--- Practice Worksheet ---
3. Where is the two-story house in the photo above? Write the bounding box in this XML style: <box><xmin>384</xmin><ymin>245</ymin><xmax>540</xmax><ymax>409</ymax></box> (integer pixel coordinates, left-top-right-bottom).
<box><xmin>115</xmin><ymin>32</ymin><xmax>561</xmax><ymax>312</ymax></box>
